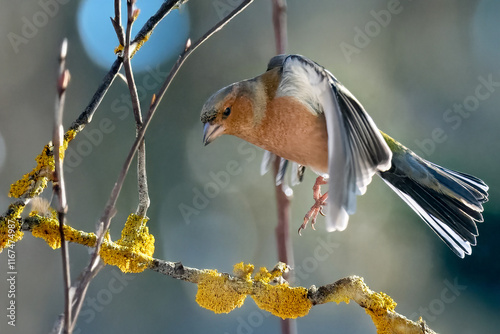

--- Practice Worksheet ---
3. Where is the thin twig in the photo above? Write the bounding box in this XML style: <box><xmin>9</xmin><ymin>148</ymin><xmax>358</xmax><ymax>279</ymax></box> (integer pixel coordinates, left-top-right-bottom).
<box><xmin>131</xmin><ymin>0</ymin><xmax>187</xmax><ymax>45</ymax></box>
<box><xmin>95</xmin><ymin>0</ymin><xmax>255</xmax><ymax>247</ymax></box>
<box><xmin>69</xmin><ymin>59</ymin><xmax>122</xmax><ymax>133</ymax></box>
<box><xmin>67</xmin><ymin>1</ymin><xmax>254</xmax><ymax>330</ymax></box>
<box><xmin>123</xmin><ymin>0</ymin><xmax>150</xmax><ymax>217</ymax></box>
<box><xmin>124</xmin><ymin>0</ymin><xmax>143</xmax><ymax>127</ymax></box>
<box><xmin>270</xmin><ymin>1</ymin><xmax>294</xmax><ymax>333</ymax></box>
<box><xmin>53</xmin><ymin>38</ymin><xmax>72</xmax><ymax>334</ymax></box>
<box><xmin>111</xmin><ymin>0</ymin><xmax>125</xmax><ymax>47</ymax></box>
<box><xmin>69</xmin><ymin>0</ymin><xmax>183</xmax><ymax>134</ymax></box>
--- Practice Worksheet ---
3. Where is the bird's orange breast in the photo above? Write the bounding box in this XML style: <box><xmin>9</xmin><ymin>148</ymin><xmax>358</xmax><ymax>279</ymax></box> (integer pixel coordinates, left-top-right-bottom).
<box><xmin>252</xmin><ymin>96</ymin><xmax>329</xmax><ymax>174</ymax></box>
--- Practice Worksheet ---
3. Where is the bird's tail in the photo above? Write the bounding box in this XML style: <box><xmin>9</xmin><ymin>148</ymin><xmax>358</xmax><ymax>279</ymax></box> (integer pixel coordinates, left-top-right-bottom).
<box><xmin>378</xmin><ymin>133</ymin><xmax>489</xmax><ymax>258</ymax></box>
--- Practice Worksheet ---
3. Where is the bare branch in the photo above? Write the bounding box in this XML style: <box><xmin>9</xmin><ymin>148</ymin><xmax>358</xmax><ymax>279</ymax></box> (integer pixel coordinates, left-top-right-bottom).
<box><xmin>52</xmin><ymin>38</ymin><xmax>72</xmax><ymax>334</ymax></box>
<box><xmin>111</xmin><ymin>0</ymin><xmax>125</xmax><ymax>47</ymax></box>
<box><xmin>65</xmin><ymin>2</ymin><xmax>192</xmax><ymax>329</ymax></box>
<box><xmin>95</xmin><ymin>0</ymin><xmax>256</xmax><ymax>247</ymax></box>
<box><xmin>69</xmin><ymin>0</ymin><xmax>185</xmax><ymax>134</ymax></box>
<box><xmin>272</xmin><ymin>0</ymin><xmax>288</xmax><ymax>54</ymax></box>
<box><xmin>67</xmin><ymin>1</ymin><xmax>254</xmax><ymax>330</ymax></box>
<box><xmin>270</xmin><ymin>1</ymin><xmax>294</xmax><ymax>333</ymax></box>
<box><xmin>123</xmin><ymin>0</ymin><xmax>150</xmax><ymax>217</ymax></box>
<box><xmin>131</xmin><ymin>0</ymin><xmax>188</xmax><ymax>45</ymax></box>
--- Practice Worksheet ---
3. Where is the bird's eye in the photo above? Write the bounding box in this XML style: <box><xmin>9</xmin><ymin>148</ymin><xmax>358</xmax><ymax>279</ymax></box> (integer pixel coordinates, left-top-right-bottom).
<box><xmin>222</xmin><ymin>107</ymin><xmax>231</xmax><ymax>119</ymax></box>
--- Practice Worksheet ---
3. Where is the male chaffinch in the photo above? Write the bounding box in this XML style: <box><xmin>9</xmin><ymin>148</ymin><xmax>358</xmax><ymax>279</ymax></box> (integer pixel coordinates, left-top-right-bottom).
<box><xmin>200</xmin><ymin>54</ymin><xmax>488</xmax><ymax>258</ymax></box>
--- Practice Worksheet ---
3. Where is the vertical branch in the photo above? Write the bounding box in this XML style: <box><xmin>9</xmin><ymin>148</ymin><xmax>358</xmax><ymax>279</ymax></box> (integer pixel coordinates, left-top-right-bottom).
<box><xmin>123</xmin><ymin>0</ymin><xmax>150</xmax><ymax>216</ymax></box>
<box><xmin>272</xmin><ymin>0</ymin><xmax>287</xmax><ymax>54</ymax></box>
<box><xmin>271</xmin><ymin>1</ymin><xmax>295</xmax><ymax>334</ymax></box>
<box><xmin>111</xmin><ymin>0</ymin><xmax>125</xmax><ymax>47</ymax></box>
<box><xmin>53</xmin><ymin>38</ymin><xmax>72</xmax><ymax>334</ymax></box>
<box><xmin>53</xmin><ymin>2</ymin><xmax>192</xmax><ymax>332</ymax></box>
<box><xmin>70</xmin><ymin>2</ymin><xmax>254</xmax><ymax>329</ymax></box>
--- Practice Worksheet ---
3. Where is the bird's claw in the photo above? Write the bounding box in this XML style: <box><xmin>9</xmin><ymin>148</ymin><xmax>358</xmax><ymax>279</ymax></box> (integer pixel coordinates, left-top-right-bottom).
<box><xmin>299</xmin><ymin>193</ymin><xmax>327</xmax><ymax>235</ymax></box>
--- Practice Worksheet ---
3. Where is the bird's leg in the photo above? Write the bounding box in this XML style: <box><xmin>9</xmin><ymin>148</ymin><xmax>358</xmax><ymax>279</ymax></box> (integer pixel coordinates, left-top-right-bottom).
<box><xmin>299</xmin><ymin>176</ymin><xmax>328</xmax><ymax>235</ymax></box>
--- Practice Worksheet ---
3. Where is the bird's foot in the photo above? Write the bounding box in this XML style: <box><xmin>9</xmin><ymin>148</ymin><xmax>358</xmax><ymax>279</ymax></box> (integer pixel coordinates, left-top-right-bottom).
<box><xmin>298</xmin><ymin>176</ymin><xmax>328</xmax><ymax>235</ymax></box>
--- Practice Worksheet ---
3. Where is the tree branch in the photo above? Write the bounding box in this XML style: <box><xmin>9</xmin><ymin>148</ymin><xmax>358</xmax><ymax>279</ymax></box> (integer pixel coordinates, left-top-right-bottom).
<box><xmin>270</xmin><ymin>1</ymin><xmax>294</xmax><ymax>333</ymax></box>
<box><xmin>122</xmin><ymin>0</ymin><xmax>150</xmax><ymax>217</ymax></box>
<box><xmin>52</xmin><ymin>38</ymin><xmax>72</xmax><ymax>334</ymax></box>
<box><xmin>65</xmin><ymin>0</ymin><xmax>254</xmax><ymax>330</ymax></box>
<box><xmin>69</xmin><ymin>0</ymin><xmax>185</xmax><ymax>134</ymax></box>
<box><xmin>17</xmin><ymin>215</ymin><xmax>437</xmax><ymax>334</ymax></box>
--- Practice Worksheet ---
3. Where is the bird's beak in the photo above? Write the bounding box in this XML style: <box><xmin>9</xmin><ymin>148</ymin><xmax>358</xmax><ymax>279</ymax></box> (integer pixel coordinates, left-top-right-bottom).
<box><xmin>203</xmin><ymin>122</ymin><xmax>225</xmax><ymax>146</ymax></box>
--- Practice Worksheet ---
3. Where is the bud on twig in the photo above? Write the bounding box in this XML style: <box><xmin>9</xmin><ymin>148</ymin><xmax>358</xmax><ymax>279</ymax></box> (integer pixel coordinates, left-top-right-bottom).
<box><xmin>58</xmin><ymin>69</ymin><xmax>71</xmax><ymax>95</ymax></box>
<box><xmin>60</xmin><ymin>38</ymin><xmax>68</xmax><ymax>61</ymax></box>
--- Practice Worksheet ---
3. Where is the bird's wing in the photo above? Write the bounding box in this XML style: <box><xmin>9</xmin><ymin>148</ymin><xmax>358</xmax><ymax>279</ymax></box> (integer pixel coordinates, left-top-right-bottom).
<box><xmin>274</xmin><ymin>54</ymin><xmax>392</xmax><ymax>231</ymax></box>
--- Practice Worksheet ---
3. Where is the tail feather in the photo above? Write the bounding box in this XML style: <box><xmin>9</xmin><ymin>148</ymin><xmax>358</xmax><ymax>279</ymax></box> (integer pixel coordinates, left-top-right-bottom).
<box><xmin>379</xmin><ymin>145</ymin><xmax>488</xmax><ymax>258</ymax></box>
<box><xmin>383</xmin><ymin>181</ymin><xmax>473</xmax><ymax>258</ymax></box>
<box><xmin>429</xmin><ymin>162</ymin><xmax>489</xmax><ymax>203</ymax></box>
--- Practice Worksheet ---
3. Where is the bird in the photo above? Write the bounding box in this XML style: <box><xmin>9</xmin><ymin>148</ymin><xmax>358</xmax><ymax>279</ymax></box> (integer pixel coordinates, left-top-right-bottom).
<box><xmin>200</xmin><ymin>54</ymin><xmax>489</xmax><ymax>258</ymax></box>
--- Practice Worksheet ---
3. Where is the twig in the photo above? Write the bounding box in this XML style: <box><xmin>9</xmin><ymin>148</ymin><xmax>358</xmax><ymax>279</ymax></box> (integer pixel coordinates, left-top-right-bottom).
<box><xmin>69</xmin><ymin>0</ymin><xmax>184</xmax><ymax>134</ymax></box>
<box><xmin>131</xmin><ymin>0</ymin><xmax>188</xmax><ymax>45</ymax></box>
<box><xmin>67</xmin><ymin>0</ymin><xmax>254</xmax><ymax>330</ymax></box>
<box><xmin>124</xmin><ymin>0</ymin><xmax>142</xmax><ymax>127</ymax></box>
<box><xmin>111</xmin><ymin>0</ymin><xmax>125</xmax><ymax>47</ymax></box>
<box><xmin>123</xmin><ymin>0</ymin><xmax>150</xmax><ymax>217</ymax></box>
<box><xmin>94</xmin><ymin>0</ymin><xmax>256</xmax><ymax>246</ymax></box>
<box><xmin>53</xmin><ymin>38</ymin><xmax>72</xmax><ymax>334</ymax></box>
<box><xmin>270</xmin><ymin>1</ymin><xmax>294</xmax><ymax>333</ymax></box>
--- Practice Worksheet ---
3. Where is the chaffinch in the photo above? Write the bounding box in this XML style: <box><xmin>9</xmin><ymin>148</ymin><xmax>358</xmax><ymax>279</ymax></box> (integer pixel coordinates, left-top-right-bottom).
<box><xmin>200</xmin><ymin>54</ymin><xmax>488</xmax><ymax>258</ymax></box>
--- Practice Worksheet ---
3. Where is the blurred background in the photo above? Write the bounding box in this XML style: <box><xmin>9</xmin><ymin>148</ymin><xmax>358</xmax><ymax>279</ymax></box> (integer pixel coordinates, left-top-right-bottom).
<box><xmin>1</xmin><ymin>0</ymin><xmax>499</xmax><ymax>333</ymax></box>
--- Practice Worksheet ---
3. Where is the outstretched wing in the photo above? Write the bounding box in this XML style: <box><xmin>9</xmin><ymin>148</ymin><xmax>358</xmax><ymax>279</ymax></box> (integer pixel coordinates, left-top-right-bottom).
<box><xmin>273</xmin><ymin>54</ymin><xmax>392</xmax><ymax>231</ymax></box>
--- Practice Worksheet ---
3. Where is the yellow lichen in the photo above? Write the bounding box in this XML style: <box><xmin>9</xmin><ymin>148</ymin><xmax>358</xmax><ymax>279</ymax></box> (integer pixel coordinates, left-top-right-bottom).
<box><xmin>233</xmin><ymin>262</ymin><xmax>254</xmax><ymax>281</ymax></box>
<box><xmin>196</xmin><ymin>262</ymin><xmax>311</xmax><ymax>319</ymax></box>
<box><xmin>0</xmin><ymin>203</ymin><xmax>25</xmax><ymax>252</ymax></box>
<box><xmin>114</xmin><ymin>44</ymin><xmax>124</xmax><ymax>55</ymax></box>
<box><xmin>131</xmin><ymin>31</ymin><xmax>152</xmax><ymax>58</ymax></box>
<box><xmin>30</xmin><ymin>212</ymin><xmax>96</xmax><ymax>249</ymax></box>
<box><xmin>253</xmin><ymin>266</ymin><xmax>272</xmax><ymax>283</ymax></box>
<box><xmin>9</xmin><ymin>129</ymin><xmax>76</xmax><ymax>199</ymax></box>
<box><xmin>196</xmin><ymin>269</ymin><xmax>247</xmax><ymax>314</ymax></box>
<box><xmin>252</xmin><ymin>284</ymin><xmax>312</xmax><ymax>319</ymax></box>
<box><xmin>114</xmin><ymin>31</ymin><xmax>152</xmax><ymax>59</ymax></box>
<box><xmin>366</xmin><ymin>291</ymin><xmax>397</xmax><ymax>316</ymax></box>
<box><xmin>364</xmin><ymin>291</ymin><xmax>398</xmax><ymax>333</ymax></box>
<box><xmin>99</xmin><ymin>214</ymin><xmax>155</xmax><ymax>273</ymax></box>
<box><xmin>252</xmin><ymin>265</ymin><xmax>311</xmax><ymax>319</ymax></box>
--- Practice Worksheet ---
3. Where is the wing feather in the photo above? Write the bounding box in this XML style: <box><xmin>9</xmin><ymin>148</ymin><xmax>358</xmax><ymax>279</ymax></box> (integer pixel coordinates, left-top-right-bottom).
<box><xmin>275</xmin><ymin>55</ymin><xmax>392</xmax><ymax>231</ymax></box>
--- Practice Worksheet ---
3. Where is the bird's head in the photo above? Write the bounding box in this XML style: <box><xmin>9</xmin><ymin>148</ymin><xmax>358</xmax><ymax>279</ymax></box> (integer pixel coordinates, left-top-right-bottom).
<box><xmin>201</xmin><ymin>78</ymin><xmax>268</xmax><ymax>146</ymax></box>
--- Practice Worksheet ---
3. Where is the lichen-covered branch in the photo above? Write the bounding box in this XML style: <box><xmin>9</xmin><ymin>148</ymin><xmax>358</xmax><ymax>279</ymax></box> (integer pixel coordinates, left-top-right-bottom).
<box><xmin>5</xmin><ymin>0</ymin><xmax>187</xmax><ymax>211</ymax></box>
<box><xmin>152</xmin><ymin>261</ymin><xmax>437</xmax><ymax>334</ymax></box>
<box><xmin>7</xmin><ymin>213</ymin><xmax>436</xmax><ymax>334</ymax></box>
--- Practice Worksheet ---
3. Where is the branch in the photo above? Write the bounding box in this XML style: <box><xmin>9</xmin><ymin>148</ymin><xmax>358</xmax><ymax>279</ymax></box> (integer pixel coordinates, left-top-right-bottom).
<box><xmin>67</xmin><ymin>0</ymin><xmax>254</xmax><ymax>329</ymax></box>
<box><xmin>52</xmin><ymin>38</ymin><xmax>72</xmax><ymax>334</ymax></box>
<box><xmin>111</xmin><ymin>0</ymin><xmax>125</xmax><ymax>47</ymax></box>
<box><xmin>16</xmin><ymin>215</ymin><xmax>437</xmax><ymax>334</ymax></box>
<box><xmin>93</xmin><ymin>0</ymin><xmax>256</xmax><ymax>247</ymax></box>
<box><xmin>70</xmin><ymin>0</ymin><xmax>185</xmax><ymax>134</ymax></box>
<box><xmin>272</xmin><ymin>0</ymin><xmax>288</xmax><ymax>54</ymax></box>
<box><xmin>270</xmin><ymin>1</ymin><xmax>294</xmax><ymax>332</ymax></box>
<box><xmin>122</xmin><ymin>0</ymin><xmax>150</xmax><ymax>217</ymax></box>
<box><xmin>151</xmin><ymin>261</ymin><xmax>437</xmax><ymax>334</ymax></box>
